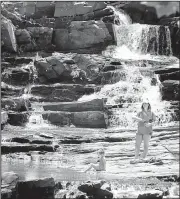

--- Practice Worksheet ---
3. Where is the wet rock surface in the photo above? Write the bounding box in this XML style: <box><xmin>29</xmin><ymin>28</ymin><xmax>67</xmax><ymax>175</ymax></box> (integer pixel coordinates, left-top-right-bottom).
<box><xmin>161</xmin><ymin>80</ymin><xmax>180</xmax><ymax>101</ymax></box>
<box><xmin>1</xmin><ymin>2</ymin><xmax>180</xmax><ymax>198</ymax></box>
<box><xmin>1</xmin><ymin>15</ymin><xmax>17</xmax><ymax>52</ymax></box>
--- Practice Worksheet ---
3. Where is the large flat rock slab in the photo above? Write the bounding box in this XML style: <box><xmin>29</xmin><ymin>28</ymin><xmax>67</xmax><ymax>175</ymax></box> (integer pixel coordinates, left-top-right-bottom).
<box><xmin>43</xmin><ymin>99</ymin><xmax>105</xmax><ymax>112</ymax></box>
<box><xmin>42</xmin><ymin>111</ymin><xmax>107</xmax><ymax>128</ymax></box>
<box><xmin>29</xmin><ymin>84</ymin><xmax>101</xmax><ymax>102</ymax></box>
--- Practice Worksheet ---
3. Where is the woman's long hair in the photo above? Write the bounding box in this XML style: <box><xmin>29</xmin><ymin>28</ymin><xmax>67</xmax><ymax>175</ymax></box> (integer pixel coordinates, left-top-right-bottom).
<box><xmin>141</xmin><ymin>102</ymin><xmax>151</xmax><ymax>111</ymax></box>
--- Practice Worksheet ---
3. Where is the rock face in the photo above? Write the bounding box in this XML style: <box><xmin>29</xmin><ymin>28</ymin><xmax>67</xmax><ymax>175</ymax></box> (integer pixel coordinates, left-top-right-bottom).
<box><xmin>25</xmin><ymin>27</ymin><xmax>53</xmax><ymax>51</ymax></box>
<box><xmin>158</xmin><ymin>17</ymin><xmax>180</xmax><ymax>58</ymax></box>
<box><xmin>15</xmin><ymin>29</ymin><xmax>31</xmax><ymax>45</ymax></box>
<box><xmin>1</xmin><ymin>98</ymin><xmax>31</xmax><ymax>112</ymax></box>
<box><xmin>121</xmin><ymin>2</ymin><xmax>158</xmax><ymax>24</ymax></box>
<box><xmin>53</xmin><ymin>20</ymin><xmax>112</xmax><ymax>51</ymax></box>
<box><xmin>1</xmin><ymin>16</ymin><xmax>17</xmax><ymax>52</ymax></box>
<box><xmin>2</xmin><ymin>67</ymin><xmax>33</xmax><ymax>86</ymax></box>
<box><xmin>54</xmin><ymin>2</ymin><xmax>107</xmax><ymax>17</ymax></box>
<box><xmin>34</xmin><ymin>2</ymin><xmax>55</xmax><ymax>19</ymax></box>
<box><xmin>161</xmin><ymin>80</ymin><xmax>180</xmax><ymax>101</ymax></box>
<box><xmin>34</xmin><ymin>56</ymin><xmax>87</xmax><ymax>83</ymax></box>
<box><xmin>78</xmin><ymin>181</ymin><xmax>113</xmax><ymax>199</ymax></box>
<box><xmin>16</xmin><ymin>178</ymin><xmax>55</xmax><ymax>199</ymax></box>
<box><xmin>30</xmin><ymin>84</ymin><xmax>98</xmax><ymax>102</ymax></box>
<box><xmin>159</xmin><ymin>70</ymin><xmax>180</xmax><ymax>82</ymax></box>
<box><xmin>42</xmin><ymin>111</ymin><xmax>107</xmax><ymax>128</ymax></box>
<box><xmin>43</xmin><ymin>99</ymin><xmax>105</xmax><ymax>112</ymax></box>
<box><xmin>8</xmin><ymin>112</ymin><xmax>30</xmax><ymax>126</ymax></box>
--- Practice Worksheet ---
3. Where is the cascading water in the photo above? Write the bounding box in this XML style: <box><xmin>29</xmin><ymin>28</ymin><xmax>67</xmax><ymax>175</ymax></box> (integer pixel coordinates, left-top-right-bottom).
<box><xmin>79</xmin><ymin>9</ymin><xmax>179</xmax><ymax>129</ymax></box>
<box><xmin>107</xmin><ymin>5</ymin><xmax>132</xmax><ymax>25</ymax></box>
<box><xmin>103</xmin><ymin>24</ymin><xmax>174</xmax><ymax>60</ymax></box>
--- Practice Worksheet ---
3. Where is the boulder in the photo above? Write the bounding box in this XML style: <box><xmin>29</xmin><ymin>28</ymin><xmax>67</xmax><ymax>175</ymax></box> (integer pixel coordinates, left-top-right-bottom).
<box><xmin>78</xmin><ymin>181</ymin><xmax>113</xmax><ymax>199</ymax></box>
<box><xmin>73</xmin><ymin>54</ymin><xmax>104</xmax><ymax>83</ymax></box>
<box><xmin>42</xmin><ymin>112</ymin><xmax>71</xmax><ymax>126</ymax></box>
<box><xmin>2</xmin><ymin>67</ymin><xmax>33</xmax><ymax>86</ymax></box>
<box><xmin>25</xmin><ymin>27</ymin><xmax>53</xmax><ymax>51</ymax></box>
<box><xmin>8</xmin><ymin>112</ymin><xmax>30</xmax><ymax>126</ymax></box>
<box><xmin>15</xmin><ymin>29</ymin><xmax>31</xmax><ymax>44</ymax></box>
<box><xmin>16</xmin><ymin>178</ymin><xmax>55</xmax><ymax>199</ymax></box>
<box><xmin>43</xmin><ymin>99</ymin><xmax>104</xmax><ymax>112</ymax></box>
<box><xmin>72</xmin><ymin>111</ymin><xmax>106</xmax><ymax>128</ymax></box>
<box><xmin>137</xmin><ymin>190</ymin><xmax>163</xmax><ymax>199</ymax></box>
<box><xmin>121</xmin><ymin>2</ymin><xmax>158</xmax><ymax>24</ymax></box>
<box><xmin>1</xmin><ymin>16</ymin><xmax>17</xmax><ymax>52</ymax></box>
<box><xmin>34</xmin><ymin>56</ymin><xmax>87</xmax><ymax>83</ymax></box>
<box><xmin>53</xmin><ymin>20</ymin><xmax>112</xmax><ymax>51</ymax></box>
<box><xmin>42</xmin><ymin>111</ymin><xmax>107</xmax><ymax>128</ymax></box>
<box><xmin>161</xmin><ymin>80</ymin><xmax>180</xmax><ymax>101</ymax></box>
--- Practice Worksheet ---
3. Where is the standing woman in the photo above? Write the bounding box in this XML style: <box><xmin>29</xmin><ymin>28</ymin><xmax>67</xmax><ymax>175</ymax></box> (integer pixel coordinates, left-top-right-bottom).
<box><xmin>131</xmin><ymin>101</ymin><xmax>156</xmax><ymax>163</ymax></box>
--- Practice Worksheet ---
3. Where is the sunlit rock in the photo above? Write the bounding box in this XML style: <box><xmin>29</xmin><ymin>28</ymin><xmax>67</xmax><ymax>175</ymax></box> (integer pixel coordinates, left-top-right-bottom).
<box><xmin>53</xmin><ymin>20</ymin><xmax>112</xmax><ymax>51</ymax></box>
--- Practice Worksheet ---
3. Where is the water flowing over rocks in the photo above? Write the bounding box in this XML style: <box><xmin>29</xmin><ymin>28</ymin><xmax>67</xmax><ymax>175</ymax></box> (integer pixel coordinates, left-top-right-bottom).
<box><xmin>158</xmin><ymin>17</ymin><xmax>180</xmax><ymax>58</ymax></box>
<box><xmin>1</xmin><ymin>16</ymin><xmax>17</xmax><ymax>52</ymax></box>
<box><xmin>1</xmin><ymin>2</ymin><xmax>180</xmax><ymax>199</ymax></box>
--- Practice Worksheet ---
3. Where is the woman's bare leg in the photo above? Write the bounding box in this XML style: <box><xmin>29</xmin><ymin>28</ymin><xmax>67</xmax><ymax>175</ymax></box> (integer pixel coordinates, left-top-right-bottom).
<box><xmin>135</xmin><ymin>134</ymin><xmax>143</xmax><ymax>159</ymax></box>
<box><xmin>142</xmin><ymin>134</ymin><xmax>151</xmax><ymax>159</ymax></box>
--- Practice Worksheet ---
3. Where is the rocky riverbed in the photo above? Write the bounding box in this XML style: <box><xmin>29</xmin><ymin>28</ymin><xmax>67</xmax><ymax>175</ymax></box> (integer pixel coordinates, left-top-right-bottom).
<box><xmin>1</xmin><ymin>1</ymin><xmax>180</xmax><ymax>199</ymax></box>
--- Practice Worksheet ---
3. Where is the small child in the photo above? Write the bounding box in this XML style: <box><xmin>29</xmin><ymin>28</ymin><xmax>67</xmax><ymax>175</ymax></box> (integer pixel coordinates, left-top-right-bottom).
<box><xmin>85</xmin><ymin>149</ymin><xmax>106</xmax><ymax>172</ymax></box>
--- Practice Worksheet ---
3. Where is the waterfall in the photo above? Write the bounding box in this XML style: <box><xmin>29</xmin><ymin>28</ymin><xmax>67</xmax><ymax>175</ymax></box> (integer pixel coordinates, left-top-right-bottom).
<box><xmin>107</xmin><ymin>5</ymin><xmax>132</xmax><ymax>25</ymax></box>
<box><xmin>104</xmin><ymin>24</ymin><xmax>173</xmax><ymax>60</ymax></box>
<box><xmin>79</xmin><ymin>9</ymin><xmax>178</xmax><ymax>128</ymax></box>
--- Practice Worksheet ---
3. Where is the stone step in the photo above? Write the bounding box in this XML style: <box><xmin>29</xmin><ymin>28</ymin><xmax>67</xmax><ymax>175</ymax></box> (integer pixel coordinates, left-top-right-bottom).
<box><xmin>42</xmin><ymin>98</ymin><xmax>105</xmax><ymax>112</ymax></box>
<box><xmin>29</xmin><ymin>84</ymin><xmax>101</xmax><ymax>102</ymax></box>
<box><xmin>41</xmin><ymin>111</ymin><xmax>107</xmax><ymax>128</ymax></box>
